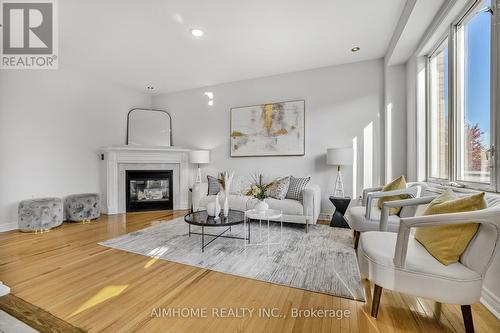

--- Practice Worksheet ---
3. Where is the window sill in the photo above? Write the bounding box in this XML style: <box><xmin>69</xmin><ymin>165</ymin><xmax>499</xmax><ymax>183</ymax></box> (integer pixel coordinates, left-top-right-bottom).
<box><xmin>426</xmin><ymin>179</ymin><xmax>496</xmax><ymax>193</ymax></box>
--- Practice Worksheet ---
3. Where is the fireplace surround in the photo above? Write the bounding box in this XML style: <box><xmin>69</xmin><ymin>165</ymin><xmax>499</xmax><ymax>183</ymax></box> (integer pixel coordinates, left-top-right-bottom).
<box><xmin>101</xmin><ymin>146</ymin><xmax>193</xmax><ymax>214</ymax></box>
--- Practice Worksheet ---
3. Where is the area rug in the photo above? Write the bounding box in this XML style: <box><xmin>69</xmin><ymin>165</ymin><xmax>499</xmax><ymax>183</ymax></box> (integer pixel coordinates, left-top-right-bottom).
<box><xmin>99</xmin><ymin>218</ymin><xmax>365</xmax><ymax>301</ymax></box>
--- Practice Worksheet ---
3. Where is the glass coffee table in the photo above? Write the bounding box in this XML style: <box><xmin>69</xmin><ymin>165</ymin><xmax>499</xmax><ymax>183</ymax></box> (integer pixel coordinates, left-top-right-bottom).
<box><xmin>184</xmin><ymin>209</ymin><xmax>248</xmax><ymax>252</ymax></box>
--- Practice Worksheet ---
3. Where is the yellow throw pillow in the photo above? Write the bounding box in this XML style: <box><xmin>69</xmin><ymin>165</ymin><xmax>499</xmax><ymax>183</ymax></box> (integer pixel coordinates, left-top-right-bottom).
<box><xmin>377</xmin><ymin>175</ymin><xmax>407</xmax><ymax>215</ymax></box>
<box><xmin>415</xmin><ymin>189</ymin><xmax>486</xmax><ymax>266</ymax></box>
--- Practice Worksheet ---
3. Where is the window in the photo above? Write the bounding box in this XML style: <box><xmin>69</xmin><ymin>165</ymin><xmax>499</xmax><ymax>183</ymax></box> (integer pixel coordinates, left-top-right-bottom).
<box><xmin>426</xmin><ymin>0</ymin><xmax>494</xmax><ymax>190</ymax></box>
<box><xmin>456</xmin><ymin>0</ymin><xmax>492</xmax><ymax>184</ymax></box>
<box><xmin>428</xmin><ymin>40</ymin><xmax>449</xmax><ymax>180</ymax></box>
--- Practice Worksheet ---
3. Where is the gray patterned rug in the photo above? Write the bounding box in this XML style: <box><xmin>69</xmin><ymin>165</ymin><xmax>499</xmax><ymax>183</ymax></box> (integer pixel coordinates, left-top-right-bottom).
<box><xmin>99</xmin><ymin>218</ymin><xmax>365</xmax><ymax>301</ymax></box>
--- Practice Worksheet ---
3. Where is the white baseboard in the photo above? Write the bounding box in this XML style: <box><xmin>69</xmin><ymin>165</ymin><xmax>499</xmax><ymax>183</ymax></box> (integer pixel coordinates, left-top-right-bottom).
<box><xmin>481</xmin><ymin>286</ymin><xmax>500</xmax><ymax>320</ymax></box>
<box><xmin>318</xmin><ymin>213</ymin><xmax>332</xmax><ymax>221</ymax></box>
<box><xmin>0</xmin><ymin>221</ymin><xmax>18</xmax><ymax>233</ymax></box>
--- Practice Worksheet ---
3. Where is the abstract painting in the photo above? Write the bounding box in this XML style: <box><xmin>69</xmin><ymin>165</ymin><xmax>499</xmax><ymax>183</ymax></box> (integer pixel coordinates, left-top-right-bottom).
<box><xmin>230</xmin><ymin>100</ymin><xmax>305</xmax><ymax>157</ymax></box>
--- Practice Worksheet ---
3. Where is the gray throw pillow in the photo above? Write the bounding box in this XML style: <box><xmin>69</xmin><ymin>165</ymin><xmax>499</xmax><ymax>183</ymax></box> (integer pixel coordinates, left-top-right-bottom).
<box><xmin>286</xmin><ymin>176</ymin><xmax>311</xmax><ymax>201</ymax></box>
<box><xmin>207</xmin><ymin>176</ymin><xmax>221</xmax><ymax>195</ymax></box>
<box><xmin>268</xmin><ymin>176</ymin><xmax>291</xmax><ymax>200</ymax></box>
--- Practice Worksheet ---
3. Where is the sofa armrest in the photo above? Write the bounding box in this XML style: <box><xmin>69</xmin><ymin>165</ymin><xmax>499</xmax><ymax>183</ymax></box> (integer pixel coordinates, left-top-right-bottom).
<box><xmin>192</xmin><ymin>182</ymin><xmax>208</xmax><ymax>211</ymax></box>
<box><xmin>303</xmin><ymin>184</ymin><xmax>321</xmax><ymax>223</ymax></box>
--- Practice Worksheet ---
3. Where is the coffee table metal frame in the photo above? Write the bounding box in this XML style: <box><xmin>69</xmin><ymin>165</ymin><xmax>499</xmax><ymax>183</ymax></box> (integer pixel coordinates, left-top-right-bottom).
<box><xmin>185</xmin><ymin>210</ymin><xmax>249</xmax><ymax>252</ymax></box>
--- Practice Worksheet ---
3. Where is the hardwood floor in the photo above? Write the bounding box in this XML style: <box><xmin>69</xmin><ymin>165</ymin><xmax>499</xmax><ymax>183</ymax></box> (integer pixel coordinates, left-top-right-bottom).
<box><xmin>0</xmin><ymin>294</ymin><xmax>85</xmax><ymax>333</ymax></box>
<box><xmin>0</xmin><ymin>211</ymin><xmax>498</xmax><ymax>333</ymax></box>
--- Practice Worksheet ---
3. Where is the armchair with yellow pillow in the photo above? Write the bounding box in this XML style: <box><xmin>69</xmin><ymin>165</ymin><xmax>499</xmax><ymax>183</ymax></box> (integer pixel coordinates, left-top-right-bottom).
<box><xmin>345</xmin><ymin>176</ymin><xmax>427</xmax><ymax>248</ymax></box>
<box><xmin>358</xmin><ymin>187</ymin><xmax>500</xmax><ymax>333</ymax></box>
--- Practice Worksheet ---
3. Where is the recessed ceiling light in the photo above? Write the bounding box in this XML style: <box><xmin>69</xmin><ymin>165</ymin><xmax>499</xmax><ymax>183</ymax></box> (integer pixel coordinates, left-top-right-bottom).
<box><xmin>351</xmin><ymin>47</ymin><xmax>360</xmax><ymax>52</ymax></box>
<box><xmin>191</xmin><ymin>29</ymin><xmax>204</xmax><ymax>37</ymax></box>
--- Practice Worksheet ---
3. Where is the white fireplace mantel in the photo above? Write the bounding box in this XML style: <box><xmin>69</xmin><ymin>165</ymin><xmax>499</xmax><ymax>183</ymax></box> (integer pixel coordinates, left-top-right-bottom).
<box><xmin>101</xmin><ymin>145</ymin><xmax>195</xmax><ymax>214</ymax></box>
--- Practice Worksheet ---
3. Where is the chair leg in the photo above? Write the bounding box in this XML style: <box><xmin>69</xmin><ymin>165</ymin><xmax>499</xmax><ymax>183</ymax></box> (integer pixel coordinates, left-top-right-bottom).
<box><xmin>434</xmin><ymin>302</ymin><xmax>442</xmax><ymax>321</ymax></box>
<box><xmin>461</xmin><ymin>305</ymin><xmax>474</xmax><ymax>333</ymax></box>
<box><xmin>371</xmin><ymin>284</ymin><xmax>382</xmax><ymax>318</ymax></box>
<box><xmin>353</xmin><ymin>230</ymin><xmax>360</xmax><ymax>250</ymax></box>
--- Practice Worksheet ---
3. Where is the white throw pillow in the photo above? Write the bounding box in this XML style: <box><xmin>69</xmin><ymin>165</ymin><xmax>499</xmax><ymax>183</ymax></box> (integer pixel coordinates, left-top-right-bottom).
<box><xmin>229</xmin><ymin>175</ymin><xmax>251</xmax><ymax>196</ymax></box>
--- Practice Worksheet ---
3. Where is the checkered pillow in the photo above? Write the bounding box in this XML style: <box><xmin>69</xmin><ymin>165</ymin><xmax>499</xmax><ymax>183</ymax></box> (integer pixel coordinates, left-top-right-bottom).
<box><xmin>285</xmin><ymin>176</ymin><xmax>311</xmax><ymax>201</ymax></box>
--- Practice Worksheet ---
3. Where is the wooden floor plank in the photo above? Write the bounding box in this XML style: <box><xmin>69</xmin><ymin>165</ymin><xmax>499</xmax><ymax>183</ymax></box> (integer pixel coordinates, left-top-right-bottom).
<box><xmin>0</xmin><ymin>212</ymin><xmax>498</xmax><ymax>332</ymax></box>
<box><xmin>0</xmin><ymin>294</ymin><xmax>85</xmax><ymax>333</ymax></box>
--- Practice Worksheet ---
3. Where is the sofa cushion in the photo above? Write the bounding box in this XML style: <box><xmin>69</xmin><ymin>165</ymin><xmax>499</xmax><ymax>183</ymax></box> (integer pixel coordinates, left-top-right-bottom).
<box><xmin>345</xmin><ymin>205</ymin><xmax>401</xmax><ymax>232</ymax></box>
<box><xmin>266</xmin><ymin>197</ymin><xmax>303</xmax><ymax>215</ymax></box>
<box><xmin>199</xmin><ymin>195</ymin><xmax>304</xmax><ymax>216</ymax></box>
<box><xmin>357</xmin><ymin>231</ymin><xmax>482</xmax><ymax>305</ymax></box>
<box><xmin>199</xmin><ymin>195</ymin><xmax>251</xmax><ymax>212</ymax></box>
<box><xmin>360</xmin><ymin>231</ymin><xmax>480</xmax><ymax>281</ymax></box>
<box><xmin>229</xmin><ymin>195</ymin><xmax>253</xmax><ymax>211</ymax></box>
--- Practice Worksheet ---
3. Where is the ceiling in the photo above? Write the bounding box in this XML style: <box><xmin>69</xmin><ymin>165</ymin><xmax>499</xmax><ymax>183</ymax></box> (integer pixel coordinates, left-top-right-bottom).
<box><xmin>61</xmin><ymin>0</ymin><xmax>407</xmax><ymax>93</ymax></box>
<box><xmin>387</xmin><ymin>0</ymin><xmax>446</xmax><ymax>65</ymax></box>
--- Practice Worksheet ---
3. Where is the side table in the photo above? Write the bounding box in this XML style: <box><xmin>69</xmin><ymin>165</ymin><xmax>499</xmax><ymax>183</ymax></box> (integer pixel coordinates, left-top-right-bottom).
<box><xmin>244</xmin><ymin>209</ymin><xmax>283</xmax><ymax>255</ymax></box>
<box><xmin>329</xmin><ymin>196</ymin><xmax>351</xmax><ymax>228</ymax></box>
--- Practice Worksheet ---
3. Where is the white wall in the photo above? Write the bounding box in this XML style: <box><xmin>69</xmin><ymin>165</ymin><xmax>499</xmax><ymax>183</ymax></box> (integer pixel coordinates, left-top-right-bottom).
<box><xmin>405</xmin><ymin>55</ymin><xmax>427</xmax><ymax>182</ymax></box>
<box><xmin>153</xmin><ymin>59</ymin><xmax>384</xmax><ymax>216</ymax></box>
<box><xmin>405</xmin><ymin>57</ymin><xmax>417</xmax><ymax>181</ymax></box>
<box><xmin>0</xmin><ymin>68</ymin><xmax>150</xmax><ymax>229</ymax></box>
<box><xmin>384</xmin><ymin>65</ymin><xmax>407</xmax><ymax>183</ymax></box>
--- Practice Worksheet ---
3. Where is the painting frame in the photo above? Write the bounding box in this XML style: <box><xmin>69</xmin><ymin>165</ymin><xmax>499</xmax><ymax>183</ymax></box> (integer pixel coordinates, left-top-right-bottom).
<box><xmin>230</xmin><ymin>99</ymin><xmax>306</xmax><ymax>157</ymax></box>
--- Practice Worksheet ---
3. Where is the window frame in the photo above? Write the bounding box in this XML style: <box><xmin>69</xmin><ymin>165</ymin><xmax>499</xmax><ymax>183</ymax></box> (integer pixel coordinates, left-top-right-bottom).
<box><xmin>495</xmin><ymin>0</ymin><xmax>500</xmax><ymax>192</ymax></box>
<box><xmin>426</xmin><ymin>35</ymin><xmax>451</xmax><ymax>184</ymax></box>
<box><xmin>453</xmin><ymin>0</ymin><xmax>495</xmax><ymax>191</ymax></box>
<box><xmin>425</xmin><ymin>0</ymin><xmax>497</xmax><ymax>192</ymax></box>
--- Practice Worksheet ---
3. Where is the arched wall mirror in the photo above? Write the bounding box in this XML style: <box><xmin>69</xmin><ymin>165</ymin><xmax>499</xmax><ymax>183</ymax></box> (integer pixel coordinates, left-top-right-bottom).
<box><xmin>126</xmin><ymin>108</ymin><xmax>172</xmax><ymax>146</ymax></box>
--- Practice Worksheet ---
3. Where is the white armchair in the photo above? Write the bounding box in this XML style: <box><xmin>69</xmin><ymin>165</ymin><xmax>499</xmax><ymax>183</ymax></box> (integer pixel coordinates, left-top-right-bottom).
<box><xmin>345</xmin><ymin>182</ymin><xmax>426</xmax><ymax>248</ymax></box>
<box><xmin>379</xmin><ymin>195</ymin><xmax>437</xmax><ymax>232</ymax></box>
<box><xmin>357</xmin><ymin>205</ymin><xmax>500</xmax><ymax>333</ymax></box>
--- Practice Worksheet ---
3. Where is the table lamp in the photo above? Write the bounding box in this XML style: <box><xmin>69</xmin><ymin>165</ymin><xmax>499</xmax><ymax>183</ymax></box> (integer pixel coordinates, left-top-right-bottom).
<box><xmin>327</xmin><ymin>147</ymin><xmax>353</xmax><ymax>197</ymax></box>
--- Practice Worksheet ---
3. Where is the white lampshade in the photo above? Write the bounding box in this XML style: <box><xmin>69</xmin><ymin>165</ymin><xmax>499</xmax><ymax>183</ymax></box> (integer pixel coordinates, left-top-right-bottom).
<box><xmin>189</xmin><ymin>150</ymin><xmax>210</xmax><ymax>164</ymax></box>
<box><xmin>326</xmin><ymin>148</ymin><xmax>353</xmax><ymax>166</ymax></box>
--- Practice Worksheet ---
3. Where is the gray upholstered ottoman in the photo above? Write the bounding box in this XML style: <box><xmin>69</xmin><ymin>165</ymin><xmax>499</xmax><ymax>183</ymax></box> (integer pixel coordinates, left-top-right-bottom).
<box><xmin>18</xmin><ymin>198</ymin><xmax>64</xmax><ymax>232</ymax></box>
<box><xmin>65</xmin><ymin>193</ymin><xmax>101</xmax><ymax>222</ymax></box>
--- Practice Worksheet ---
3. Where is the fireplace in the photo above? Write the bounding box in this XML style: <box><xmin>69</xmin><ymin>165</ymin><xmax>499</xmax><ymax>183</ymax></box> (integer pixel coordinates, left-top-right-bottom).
<box><xmin>126</xmin><ymin>170</ymin><xmax>173</xmax><ymax>212</ymax></box>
